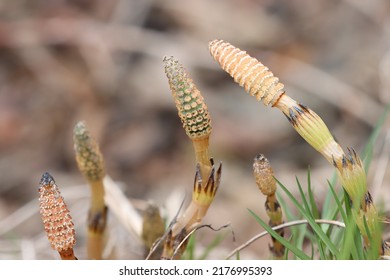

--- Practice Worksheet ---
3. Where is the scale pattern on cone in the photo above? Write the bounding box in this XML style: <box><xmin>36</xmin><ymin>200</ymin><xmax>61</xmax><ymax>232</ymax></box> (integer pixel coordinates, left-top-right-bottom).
<box><xmin>38</xmin><ymin>172</ymin><xmax>76</xmax><ymax>252</ymax></box>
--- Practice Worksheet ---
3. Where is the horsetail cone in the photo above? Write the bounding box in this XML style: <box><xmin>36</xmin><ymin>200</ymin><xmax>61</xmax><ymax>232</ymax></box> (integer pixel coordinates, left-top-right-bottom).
<box><xmin>252</xmin><ymin>155</ymin><xmax>283</xmax><ymax>225</ymax></box>
<box><xmin>38</xmin><ymin>172</ymin><xmax>76</xmax><ymax>257</ymax></box>
<box><xmin>252</xmin><ymin>154</ymin><xmax>284</xmax><ymax>259</ymax></box>
<box><xmin>73</xmin><ymin>121</ymin><xmax>105</xmax><ymax>182</ymax></box>
<box><xmin>253</xmin><ymin>154</ymin><xmax>276</xmax><ymax>196</ymax></box>
<box><xmin>163</xmin><ymin>56</ymin><xmax>212</xmax><ymax>140</ymax></box>
<box><xmin>163</xmin><ymin>56</ymin><xmax>213</xmax><ymax>174</ymax></box>
<box><xmin>209</xmin><ymin>39</ymin><xmax>284</xmax><ymax>106</ymax></box>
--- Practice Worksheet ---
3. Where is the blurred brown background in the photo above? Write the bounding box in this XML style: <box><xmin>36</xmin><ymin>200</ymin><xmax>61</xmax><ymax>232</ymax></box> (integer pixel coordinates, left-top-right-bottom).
<box><xmin>0</xmin><ymin>0</ymin><xmax>390</xmax><ymax>259</ymax></box>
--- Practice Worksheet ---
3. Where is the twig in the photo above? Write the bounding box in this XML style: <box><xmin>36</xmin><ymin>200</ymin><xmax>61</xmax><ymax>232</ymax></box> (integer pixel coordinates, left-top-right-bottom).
<box><xmin>103</xmin><ymin>176</ymin><xmax>142</xmax><ymax>240</ymax></box>
<box><xmin>172</xmin><ymin>223</ymin><xmax>232</xmax><ymax>260</ymax></box>
<box><xmin>226</xmin><ymin>219</ymin><xmax>345</xmax><ymax>259</ymax></box>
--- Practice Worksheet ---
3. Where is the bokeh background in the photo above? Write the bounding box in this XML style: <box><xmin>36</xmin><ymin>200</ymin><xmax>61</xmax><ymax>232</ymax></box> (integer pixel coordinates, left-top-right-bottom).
<box><xmin>0</xmin><ymin>0</ymin><xmax>390</xmax><ymax>259</ymax></box>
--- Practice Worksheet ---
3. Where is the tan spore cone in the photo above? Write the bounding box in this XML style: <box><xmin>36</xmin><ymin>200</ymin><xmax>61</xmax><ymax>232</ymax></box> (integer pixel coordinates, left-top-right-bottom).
<box><xmin>38</xmin><ymin>172</ymin><xmax>77</xmax><ymax>260</ymax></box>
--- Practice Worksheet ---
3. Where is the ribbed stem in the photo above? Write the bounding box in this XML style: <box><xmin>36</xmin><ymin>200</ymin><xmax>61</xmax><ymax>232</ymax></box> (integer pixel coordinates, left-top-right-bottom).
<box><xmin>163</xmin><ymin>56</ymin><xmax>213</xmax><ymax>177</ymax></box>
<box><xmin>73</xmin><ymin>121</ymin><xmax>107</xmax><ymax>259</ymax></box>
<box><xmin>163</xmin><ymin>56</ymin><xmax>222</xmax><ymax>259</ymax></box>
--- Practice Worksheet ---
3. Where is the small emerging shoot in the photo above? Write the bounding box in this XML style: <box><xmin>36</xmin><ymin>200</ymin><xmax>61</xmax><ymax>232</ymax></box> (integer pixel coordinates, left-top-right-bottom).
<box><xmin>73</xmin><ymin>121</ymin><xmax>107</xmax><ymax>259</ymax></box>
<box><xmin>142</xmin><ymin>203</ymin><xmax>165</xmax><ymax>259</ymax></box>
<box><xmin>253</xmin><ymin>154</ymin><xmax>285</xmax><ymax>259</ymax></box>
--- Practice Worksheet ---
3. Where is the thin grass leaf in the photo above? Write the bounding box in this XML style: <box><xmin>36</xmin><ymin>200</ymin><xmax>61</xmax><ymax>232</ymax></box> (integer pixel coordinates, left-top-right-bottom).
<box><xmin>327</xmin><ymin>181</ymin><xmax>348</xmax><ymax>253</ymax></box>
<box><xmin>328</xmin><ymin>181</ymin><xmax>347</xmax><ymax>224</ymax></box>
<box><xmin>276</xmin><ymin>191</ymin><xmax>298</xmax><ymax>222</ymax></box>
<box><xmin>326</xmin><ymin>181</ymin><xmax>346</xmax><ymax>246</ymax></box>
<box><xmin>283</xmin><ymin>235</ymin><xmax>293</xmax><ymax>260</ymax></box>
<box><xmin>361</xmin><ymin>221</ymin><xmax>375</xmax><ymax>260</ymax></box>
<box><xmin>307</xmin><ymin>174</ymin><xmax>331</xmax><ymax>259</ymax></box>
<box><xmin>295</xmin><ymin>226</ymin><xmax>306</xmax><ymax>255</ymax></box>
<box><xmin>317</xmin><ymin>240</ymin><xmax>327</xmax><ymax>259</ymax></box>
<box><xmin>361</xmin><ymin>216</ymin><xmax>382</xmax><ymax>260</ymax></box>
<box><xmin>296</xmin><ymin>174</ymin><xmax>328</xmax><ymax>259</ymax></box>
<box><xmin>248</xmin><ymin>209</ymin><xmax>311</xmax><ymax>260</ymax></box>
<box><xmin>303</xmin><ymin>229</ymin><xmax>329</xmax><ymax>259</ymax></box>
<box><xmin>322</xmin><ymin>182</ymin><xmax>346</xmax><ymax>251</ymax></box>
<box><xmin>321</xmin><ymin>172</ymin><xmax>339</xmax><ymax>218</ymax></box>
<box><xmin>307</xmin><ymin>169</ymin><xmax>320</xmax><ymax>219</ymax></box>
<box><xmin>340</xmin><ymin>217</ymin><xmax>360</xmax><ymax>260</ymax></box>
<box><xmin>310</xmin><ymin>239</ymin><xmax>315</xmax><ymax>259</ymax></box>
<box><xmin>276</xmin><ymin>191</ymin><xmax>305</xmax><ymax>255</ymax></box>
<box><xmin>340</xmin><ymin>192</ymin><xmax>365</xmax><ymax>260</ymax></box>
<box><xmin>296</xmin><ymin>177</ymin><xmax>312</xmax><ymax>217</ymax></box>
<box><xmin>363</xmin><ymin>216</ymin><xmax>373</xmax><ymax>241</ymax></box>
<box><xmin>275</xmin><ymin>178</ymin><xmax>339</xmax><ymax>257</ymax></box>
<box><xmin>182</xmin><ymin>234</ymin><xmax>196</xmax><ymax>260</ymax></box>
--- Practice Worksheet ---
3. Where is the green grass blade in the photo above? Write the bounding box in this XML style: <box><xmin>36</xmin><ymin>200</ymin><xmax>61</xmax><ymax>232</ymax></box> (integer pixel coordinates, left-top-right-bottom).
<box><xmin>297</xmin><ymin>173</ymin><xmax>327</xmax><ymax>258</ymax></box>
<box><xmin>307</xmin><ymin>170</ymin><xmax>320</xmax><ymax>219</ymax></box>
<box><xmin>284</xmin><ymin>235</ymin><xmax>293</xmax><ymax>260</ymax></box>
<box><xmin>361</xmin><ymin>216</ymin><xmax>382</xmax><ymax>260</ymax></box>
<box><xmin>340</xmin><ymin>192</ymin><xmax>364</xmax><ymax>260</ymax></box>
<box><xmin>295</xmin><ymin>175</ymin><xmax>323</xmax><ymax>255</ymax></box>
<box><xmin>323</xmin><ymin>181</ymin><xmax>345</xmax><ymax>244</ymax></box>
<box><xmin>296</xmin><ymin>177</ymin><xmax>312</xmax><ymax>217</ymax></box>
<box><xmin>327</xmin><ymin>181</ymin><xmax>348</xmax><ymax>251</ymax></box>
<box><xmin>182</xmin><ymin>234</ymin><xmax>196</xmax><ymax>260</ymax></box>
<box><xmin>248</xmin><ymin>209</ymin><xmax>311</xmax><ymax>260</ymax></box>
<box><xmin>310</xmin><ymin>238</ymin><xmax>315</xmax><ymax>259</ymax></box>
<box><xmin>317</xmin><ymin>238</ymin><xmax>327</xmax><ymax>259</ymax></box>
<box><xmin>328</xmin><ymin>181</ymin><xmax>347</xmax><ymax>224</ymax></box>
<box><xmin>339</xmin><ymin>221</ymin><xmax>358</xmax><ymax>259</ymax></box>
<box><xmin>276</xmin><ymin>191</ymin><xmax>306</xmax><ymax>257</ymax></box>
<box><xmin>275</xmin><ymin>178</ymin><xmax>339</xmax><ymax>257</ymax></box>
<box><xmin>321</xmin><ymin>172</ymin><xmax>338</xmax><ymax>218</ymax></box>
